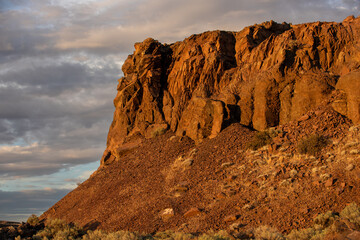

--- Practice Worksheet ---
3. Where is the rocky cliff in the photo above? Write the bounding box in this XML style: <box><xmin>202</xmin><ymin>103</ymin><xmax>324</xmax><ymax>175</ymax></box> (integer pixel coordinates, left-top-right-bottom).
<box><xmin>102</xmin><ymin>16</ymin><xmax>360</xmax><ymax>166</ymax></box>
<box><xmin>42</xmin><ymin>17</ymin><xmax>360</xmax><ymax>235</ymax></box>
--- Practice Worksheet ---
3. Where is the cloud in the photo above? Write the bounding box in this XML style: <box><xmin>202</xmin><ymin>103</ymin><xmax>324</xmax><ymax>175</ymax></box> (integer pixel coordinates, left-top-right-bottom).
<box><xmin>41</xmin><ymin>0</ymin><xmax>360</xmax><ymax>51</ymax></box>
<box><xmin>0</xmin><ymin>143</ymin><xmax>104</xmax><ymax>178</ymax></box>
<box><xmin>0</xmin><ymin>188</ymin><xmax>70</xmax><ymax>222</ymax></box>
<box><xmin>0</xmin><ymin>54</ymin><xmax>118</xmax><ymax>177</ymax></box>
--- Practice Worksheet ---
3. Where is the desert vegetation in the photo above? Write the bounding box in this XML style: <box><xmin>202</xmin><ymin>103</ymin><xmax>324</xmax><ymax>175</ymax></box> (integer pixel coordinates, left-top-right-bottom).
<box><xmin>1</xmin><ymin>203</ymin><xmax>360</xmax><ymax>239</ymax></box>
<box><xmin>297</xmin><ymin>135</ymin><xmax>328</xmax><ymax>155</ymax></box>
<box><xmin>247</xmin><ymin>131</ymin><xmax>273</xmax><ymax>150</ymax></box>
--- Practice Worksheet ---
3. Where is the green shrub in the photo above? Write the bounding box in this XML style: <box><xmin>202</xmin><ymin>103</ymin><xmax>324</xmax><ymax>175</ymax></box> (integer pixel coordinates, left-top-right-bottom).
<box><xmin>27</xmin><ymin>214</ymin><xmax>40</xmax><ymax>226</ymax></box>
<box><xmin>82</xmin><ymin>230</ymin><xmax>108</xmax><ymax>240</ymax></box>
<box><xmin>253</xmin><ymin>226</ymin><xmax>284</xmax><ymax>240</ymax></box>
<box><xmin>154</xmin><ymin>230</ymin><xmax>193</xmax><ymax>240</ymax></box>
<box><xmin>286</xmin><ymin>227</ymin><xmax>323</xmax><ymax>240</ymax></box>
<box><xmin>247</xmin><ymin>131</ymin><xmax>272</xmax><ymax>150</ymax></box>
<box><xmin>34</xmin><ymin>218</ymin><xmax>84</xmax><ymax>240</ymax></box>
<box><xmin>313</xmin><ymin>211</ymin><xmax>338</xmax><ymax>228</ymax></box>
<box><xmin>340</xmin><ymin>203</ymin><xmax>360</xmax><ymax>225</ymax></box>
<box><xmin>297</xmin><ymin>135</ymin><xmax>328</xmax><ymax>155</ymax></box>
<box><xmin>198</xmin><ymin>230</ymin><xmax>231</xmax><ymax>240</ymax></box>
<box><xmin>82</xmin><ymin>230</ymin><xmax>145</xmax><ymax>240</ymax></box>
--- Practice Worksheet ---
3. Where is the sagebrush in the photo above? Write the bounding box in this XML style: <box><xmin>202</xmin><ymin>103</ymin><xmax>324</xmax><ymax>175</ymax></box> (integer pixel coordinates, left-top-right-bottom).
<box><xmin>297</xmin><ymin>134</ymin><xmax>328</xmax><ymax>155</ymax></box>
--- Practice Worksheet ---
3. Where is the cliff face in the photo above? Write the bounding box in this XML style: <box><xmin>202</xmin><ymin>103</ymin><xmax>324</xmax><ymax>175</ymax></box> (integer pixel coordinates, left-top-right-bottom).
<box><xmin>103</xmin><ymin>16</ymin><xmax>360</xmax><ymax>164</ymax></box>
<box><xmin>42</xmin><ymin>17</ymin><xmax>360</xmax><ymax>235</ymax></box>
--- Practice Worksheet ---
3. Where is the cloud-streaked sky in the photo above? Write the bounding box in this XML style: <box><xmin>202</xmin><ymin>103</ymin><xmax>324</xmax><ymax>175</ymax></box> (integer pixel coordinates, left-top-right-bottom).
<box><xmin>0</xmin><ymin>0</ymin><xmax>359</xmax><ymax>222</ymax></box>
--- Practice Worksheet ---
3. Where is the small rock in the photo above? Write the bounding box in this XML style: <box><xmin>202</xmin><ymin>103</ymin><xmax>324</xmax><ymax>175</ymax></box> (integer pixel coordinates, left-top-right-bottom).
<box><xmin>224</xmin><ymin>214</ymin><xmax>238</xmax><ymax>223</ymax></box>
<box><xmin>311</xmin><ymin>167</ymin><xmax>319</xmax><ymax>174</ymax></box>
<box><xmin>184</xmin><ymin>208</ymin><xmax>201</xmax><ymax>218</ymax></box>
<box><xmin>345</xmin><ymin>164</ymin><xmax>355</xmax><ymax>171</ymax></box>
<box><xmin>182</xmin><ymin>158</ymin><xmax>194</xmax><ymax>167</ymax></box>
<box><xmin>349</xmin><ymin>126</ymin><xmax>359</xmax><ymax>132</ymax></box>
<box><xmin>336</xmin><ymin>187</ymin><xmax>345</xmax><ymax>195</ymax></box>
<box><xmin>320</xmin><ymin>173</ymin><xmax>331</xmax><ymax>181</ymax></box>
<box><xmin>345</xmin><ymin>142</ymin><xmax>359</xmax><ymax>148</ymax></box>
<box><xmin>299</xmin><ymin>114</ymin><xmax>310</xmax><ymax>121</ymax></box>
<box><xmin>289</xmin><ymin>169</ymin><xmax>298</xmax><ymax>178</ymax></box>
<box><xmin>226</xmin><ymin>189</ymin><xmax>237</xmax><ymax>196</ymax></box>
<box><xmin>325</xmin><ymin>178</ymin><xmax>335</xmax><ymax>187</ymax></box>
<box><xmin>280</xmin><ymin>179</ymin><xmax>291</xmax><ymax>187</ymax></box>
<box><xmin>229</xmin><ymin>222</ymin><xmax>243</xmax><ymax>231</ymax></box>
<box><xmin>174</xmin><ymin>192</ymin><xmax>183</xmax><ymax>197</ymax></box>
<box><xmin>350</xmin><ymin>149</ymin><xmax>360</xmax><ymax>155</ymax></box>
<box><xmin>319</xmin><ymin>165</ymin><xmax>328</xmax><ymax>171</ymax></box>
<box><xmin>243</xmin><ymin>204</ymin><xmax>254</xmax><ymax>210</ymax></box>
<box><xmin>221</xmin><ymin>162</ymin><xmax>234</xmax><ymax>168</ymax></box>
<box><xmin>216</xmin><ymin>192</ymin><xmax>226</xmax><ymax>199</ymax></box>
<box><xmin>312</xmin><ymin>181</ymin><xmax>320</xmax><ymax>186</ymax></box>
<box><xmin>161</xmin><ymin>208</ymin><xmax>174</xmax><ymax>221</ymax></box>
<box><xmin>300</xmin><ymin>207</ymin><xmax>310</xmax><ymax>214</ymax></box>
<box><xmin>189</xmin><ymin>148</ymin><xmax>198</xmax><ymax>156</ymax></box>
<box><xmin>229</xmin><ymin>175</ymin><xmax>238</xmax><ymax>181</ymax></box>
<box><xmin>168</xmin><ymin>136</ymin><xmax>177</xmax><ymax>141</ymax></box>
<box><xmin>347</xmin><ymin>231</ymin><xmax>360</xmax><ymax>240</ymax></box>
<box><xmin>174</xmin><ymin>185</ymin><xmax>188</xmax><ymax>192</ymax></box>
<box><xmin>326</xmin><ymin>155</ymin><xmax>335</xmax><ymax>163</ymax></box>
<box><xmin>223</xmin><ymin>184</ymin><xmax>231</xmax><ymax>189</ymax></box>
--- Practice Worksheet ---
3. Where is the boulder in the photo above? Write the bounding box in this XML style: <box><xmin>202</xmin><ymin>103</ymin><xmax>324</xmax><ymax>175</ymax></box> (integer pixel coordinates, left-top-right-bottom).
<box><xmin>333</xmin><ymin>71</ymin><xmax>360</xmax><ymax>124</ymax></box>
<box><xmin>176</xmin><ymin>97</ymin><xmax>225</xmax><ymax>142</ymax></box>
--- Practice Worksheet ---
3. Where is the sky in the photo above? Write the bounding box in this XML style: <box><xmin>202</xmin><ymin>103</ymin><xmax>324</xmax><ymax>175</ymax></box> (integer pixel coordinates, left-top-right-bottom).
<box><xmin>0</xmin><ymin>0</ymin><xmax>359</xmax><ymax>222</ymax></box>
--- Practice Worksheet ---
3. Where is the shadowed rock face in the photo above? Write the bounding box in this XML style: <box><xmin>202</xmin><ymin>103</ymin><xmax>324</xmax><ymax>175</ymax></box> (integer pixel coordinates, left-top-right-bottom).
<box><xmin>102</xmin><ymin>16</ymin><xmax>360</xmax><ymax>165</ymax></box>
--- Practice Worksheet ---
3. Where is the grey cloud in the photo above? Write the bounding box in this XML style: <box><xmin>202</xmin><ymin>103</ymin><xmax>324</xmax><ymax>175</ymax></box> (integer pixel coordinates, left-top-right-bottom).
<box><xmin>0</xmin><ymin>62</ymin><xmax>117</xmax><ymax>97</ymax></box>
<box><xmin>0</xmin><ymin>54</ymin><xmax>117</xmax><ymax>178</ymax></box>
<box><xmin>0</xmin><ymin>189</ymin><xmax>70</xmax><ymax>222</ymax></box>
<box><xmin>45</xmin><ymin>0</ymin><xmax>360</xmax><ymax>53</ymax></box>
<box><xmin>2</xmin><ymin>0</ymin><xmax>357</xmax><ymax>60</ymax></box>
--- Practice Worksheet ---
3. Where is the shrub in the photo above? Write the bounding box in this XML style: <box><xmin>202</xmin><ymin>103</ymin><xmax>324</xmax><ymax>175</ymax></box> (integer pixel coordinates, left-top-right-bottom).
<box><xmin>253</xmin><ymin>225</ymin><xmax>284</xmax><ymax>240</ymax></box>
<box><xmin>297</xmin><ymin>135</ymin><xmax>328</xmax><ymax>155</ymax></box>
<box><xmin>82</xmin><ymin>230</ymin><xmax>146</xmax><ymax>240</ymax></box>
<box><xmin>154</xmin><ymin>230</ymin><xmax>194</xmax><ymax>240</ymax></box>
<box><xmin>198</xmin><ymin>230</ymin><xmax>231</xmax><ymax>240</ymax></box>
<box><xmin>287</xmin><ymin>228</ymin><xmax>316</xmax><ymax>240</ymax></box>
<box><xmin>34</xmin><ymin>218</ymin><xmax>84</xmax><ymax>240</ymax></box>
<box><xmin>313</xmin><ymin>211</ymin><xmax>338</xmax><ymax>228</ymax></box>
<box><xmin>340</xmin><ymin>203</ymin><xmax>360</xmax><ymax>225</ymax></box>
<box><xmin>27</xmin><ymin>214</ymin><xmax>40</xmax><ymax>226</ymax></box>
<box><xmin>247</xmin><ymin>131</ymin><xmax>272</xmax><ymax>150</ymax></box>
<box><xmin>82</xmin><ymin>230</ymin><xmax>108</xmax><ymax>240</ymax></box>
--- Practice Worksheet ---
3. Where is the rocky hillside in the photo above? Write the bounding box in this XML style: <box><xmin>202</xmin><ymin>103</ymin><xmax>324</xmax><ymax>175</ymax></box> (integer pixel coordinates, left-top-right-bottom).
<box><xmin>42</xmin><ymin>16</ymin><xmax>360</xmax><ymax>236</ymax></box>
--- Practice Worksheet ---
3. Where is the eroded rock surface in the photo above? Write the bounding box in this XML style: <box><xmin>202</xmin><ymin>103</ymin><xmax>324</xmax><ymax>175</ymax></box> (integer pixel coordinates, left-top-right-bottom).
<box><xmin>103</xmin><ymin>17</ymin><xmax>360</xmax><ymax>165</ymax></box>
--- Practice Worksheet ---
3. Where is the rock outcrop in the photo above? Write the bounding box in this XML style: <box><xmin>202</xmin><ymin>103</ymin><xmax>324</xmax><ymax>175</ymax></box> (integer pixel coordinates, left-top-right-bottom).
<box><xmin>103</xmin><ymin>16</ymin><xmax>360</xmax><ymax>165</ymax></box>
<box><xmin>41</xmin><ymin>17</ymin><xmax>360</xmax><ymax>235</ymax></box>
